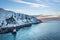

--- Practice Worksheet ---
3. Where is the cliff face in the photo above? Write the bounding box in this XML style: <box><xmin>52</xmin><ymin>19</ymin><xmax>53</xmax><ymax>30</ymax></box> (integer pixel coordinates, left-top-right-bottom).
<box><xmin>0</xmin><ymin>8</ymin><xmax>42</xmax><ymax>27</ymax></box>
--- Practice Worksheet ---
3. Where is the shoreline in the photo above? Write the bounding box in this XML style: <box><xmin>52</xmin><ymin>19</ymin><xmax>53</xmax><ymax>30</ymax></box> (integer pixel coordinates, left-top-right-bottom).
<box><xmin>0</xmin><ymin>21</ymin><xmax>41</xmax><ymax>34</ymax></box>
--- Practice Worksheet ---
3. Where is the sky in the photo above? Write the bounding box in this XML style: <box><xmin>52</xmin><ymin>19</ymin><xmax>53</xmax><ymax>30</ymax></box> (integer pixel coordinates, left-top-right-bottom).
<box><xmin>0</xmin><ymin>0</ymin><xmax>60</xmax><ymax>15</ymax></box>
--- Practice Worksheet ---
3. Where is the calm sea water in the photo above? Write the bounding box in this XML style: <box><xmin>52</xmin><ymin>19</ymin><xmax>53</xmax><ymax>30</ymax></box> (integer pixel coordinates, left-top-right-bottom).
<box><xmin>0</xmin><ymin>22</ymin><xmax>60</xmax><ymax>40</ymax></box>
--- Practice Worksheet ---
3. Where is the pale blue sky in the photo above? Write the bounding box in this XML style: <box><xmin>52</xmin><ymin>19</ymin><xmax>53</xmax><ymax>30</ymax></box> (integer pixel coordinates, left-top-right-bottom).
<box><xmin>0</xmin><ymin>0</ymin><xmax>60</xmax><ymax>15</ymax></box>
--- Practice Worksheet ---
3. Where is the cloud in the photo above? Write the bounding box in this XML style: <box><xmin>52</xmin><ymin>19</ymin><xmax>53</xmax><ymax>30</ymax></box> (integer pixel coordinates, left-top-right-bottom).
<box><xmin>45</xmin><ymin>0</ymin><xmax>60</xmax><ymax>2</ymax></box>
<box><xmin>47</xmin><ymin>11</ymin><xmax>60</xmax><ymax>15</ymax></box>
<box><xmin>12</xmin><ymin>0</ymin><xmax>48</xmax><ymax>8</ymax></box>
<box><xmin>35</xmin><ymin>0</ymin><xmax>60</xmax><ymax>3</ymax></box>
<box><xmin>35</xmin><ymin>0</ymin><xmax>41</xmax><ymax>2</ymax></box>
<box><xmin>35</xmin><ymin>0</ymin><xmax>48</xmax><ymax>2</ymax></box>
<box><xmin>53</xmin><ymin>0</ymin><xmax>60</xmax><ymax>2</ymax></box>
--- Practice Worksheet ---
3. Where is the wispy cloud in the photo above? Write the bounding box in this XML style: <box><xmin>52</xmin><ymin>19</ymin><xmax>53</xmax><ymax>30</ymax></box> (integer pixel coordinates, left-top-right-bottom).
<box><xmin>53</xmin><ymin>0</ymin><xmax>60</xmax><ymax>2</ymax></box>
<box><xmin>12</xmin><ymin>0</ymin><xmax>48</xmax><ymax>8</ymax></box>
<box><xmin>35</xmin><ymin>0</ymin><xmax>60</xmax><ymax>2</ymax></box>
<box><xmin>46</xmin><ymin>11</ymin><xmax>60</xmax><ymax>15</ymax></box>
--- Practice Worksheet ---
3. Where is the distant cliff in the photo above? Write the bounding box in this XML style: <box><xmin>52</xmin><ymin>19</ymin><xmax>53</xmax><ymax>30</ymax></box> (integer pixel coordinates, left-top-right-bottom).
<box><xmin>36</xmin><ymin>15</ymin><xmax>60</xmax><ymax>22</ymax></box>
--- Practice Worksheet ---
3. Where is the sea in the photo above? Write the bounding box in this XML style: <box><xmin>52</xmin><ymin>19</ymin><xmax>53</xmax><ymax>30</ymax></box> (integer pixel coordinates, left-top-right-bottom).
<box><xmin>0</xmin><ymin>22</ymin><xmax>60</xmax><ymax>40</ymax></box>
